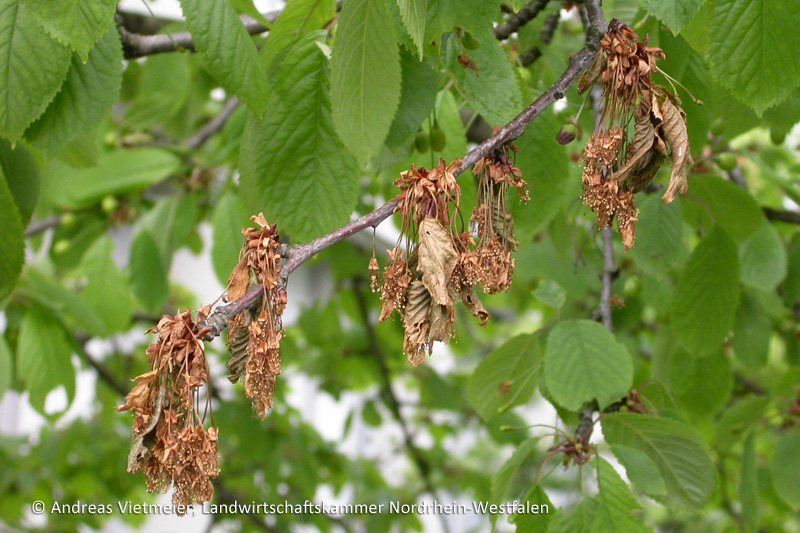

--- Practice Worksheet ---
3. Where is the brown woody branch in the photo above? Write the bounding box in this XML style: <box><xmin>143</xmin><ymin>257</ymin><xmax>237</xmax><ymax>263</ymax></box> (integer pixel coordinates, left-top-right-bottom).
<box><xmin>764</xmin><ymin>207</ymin><xmax>800</xmax><ymax>225</ymax></box>
<box><xmin>198</xmin><ymin>0</ymin><xmax>608</xmax><ymax>339</ymax></box>
<box><xmin>494</xmin><ymin>0</ymin><xmax>551</xmax><ymax>40</ymax></box>
<box><xmin>185</xmin><ymin>98</ymin><xmax>241</xmax><ymax>150</ymax></box>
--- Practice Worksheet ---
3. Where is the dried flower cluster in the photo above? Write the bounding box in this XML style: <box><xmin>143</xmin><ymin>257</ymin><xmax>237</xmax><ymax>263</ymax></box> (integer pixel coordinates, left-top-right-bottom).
<box><xmin>117</xmin><ymin>309</ymin><xmax>219</xmax><ymax>513</ymax></box>
<box><xmin>372</xmin><ymin>153</ymin><xmax>526</xmax><ymax>365</ymax></box>
<box><xmin>579</xmin><ymin>20</ymin><xmax>693</xmax><ymax>250</ymax></box>
<box><xmin>226</xmin><ymin>213</ymin><xmax>287</xmax><ymax>419</ymax></box>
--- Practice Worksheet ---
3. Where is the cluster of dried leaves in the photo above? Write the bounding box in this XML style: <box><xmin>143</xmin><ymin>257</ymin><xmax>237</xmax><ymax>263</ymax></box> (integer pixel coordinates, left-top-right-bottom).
<box><xmin>372</xmin><ymin>153</ymin><xmax>527</xmax><ymax>365</ymax></box>
<box><xmin>578</xmin><ymin>19</ymin><xmax>693</xmax><ymax>250</ymax></box>
<box><xmin>117</xmin><ymin>309</ymin><xmax>219</xmax><ymax>513</ymax></box>
<box><xmin>226</xmin><ymin>213</ymin><xmax>287</xmax><ymax>419</ymax></box>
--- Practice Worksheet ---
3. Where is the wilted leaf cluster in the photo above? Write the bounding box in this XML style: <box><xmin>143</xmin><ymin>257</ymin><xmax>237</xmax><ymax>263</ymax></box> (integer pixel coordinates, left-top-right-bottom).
<box><xmin>373</xmin><ymin>151</ymin><xmax>527</xmax><ymax>365</ymax></box>
<box><xmin>579</xmin><ymin>20</ymin><xmax>693</xmax><ymax>250</ymax></box>
<box><xmin>117</xmin><ymin>309</ymin><xmax>219</xmax><ymax>513</ymax></box>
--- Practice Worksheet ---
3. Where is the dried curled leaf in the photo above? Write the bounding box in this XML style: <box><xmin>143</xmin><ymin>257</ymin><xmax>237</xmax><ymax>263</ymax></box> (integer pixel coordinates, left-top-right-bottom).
<box><xmin>461</xmin><ymin>285</ymin><xmax>489</xmax><ymax>326</ymax></box>
<box><xmin>659</xmin><ymin>95</ymin><xmax>692</xmax><ymax>204</ymax></box>
<box><xmin>578</xmin><ymin>50</ymin><xmax>607</xmax><ymax>94</ymax></box>
<box><xmin>226</xmin><ymin>312</ymin><xmax>251</xmax><ymax>383</ymax></box>
<box><xmin>417</xmin><ymin>218</ymin><xmax>458</xmax><ymax>307</ymax></box>
<box><xmin>403</xmin><ymin>280</ymin><xmax>433</xmax><ymax>366</ymax></box>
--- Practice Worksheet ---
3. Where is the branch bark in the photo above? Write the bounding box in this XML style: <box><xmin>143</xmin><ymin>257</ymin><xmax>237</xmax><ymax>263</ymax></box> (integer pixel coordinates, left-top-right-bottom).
<box><xmin>494</xmin><ymin>0</ymin><xmax>551</xmax><ymax>40</ymax></box>
<box><xmin>198</xmin><ymin>0</ymin><xmax>608</xmax><ymax>339</ymax></box>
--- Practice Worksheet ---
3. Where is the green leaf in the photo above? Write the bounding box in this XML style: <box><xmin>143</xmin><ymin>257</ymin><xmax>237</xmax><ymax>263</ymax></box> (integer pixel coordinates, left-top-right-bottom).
<box><xmin>632</xmin><ymin>194</ymin><xmax>689</xmax><ymax>279</ymax></box>
<box><xmin>444</xmin><ymin>29</ymin><xmax>523</xmax><ymax>126</ymax></box>
<box><xmin>229</xmin><ymin>0</ymin><xmax>272</xmax><ymax>27</ymax></box>
<box><xmin>0</xmin><ymin>163</ymin><xmax>24</xmax><ymax>301</ymax></box>
<box><xmin>384</xmin><ymin>49</ymin><xmax>439</xmax><ymax>148</ymax></box>
<box><xmin>601</xmin><ymin>413</ymin><xmax>715</xmax><ymax>508</ymax></box>
<box><xmin>44</xmin><ymin>148</ymin><xmax>181</xmax><ymax>208</ymax></box>
<box><xmin>361</xmin><ymin>400</ymin><xmax>382</xmax><ymax>426</ymax></box>
<box><xmin>741</xmin><ymin>433</ymin><xmax>759</xmax><ymax>532</ymax></box>
<box><xmin>713</xmin><ymin>396</ymin><xmax>769</xmax><ymax>452</ymax></box>
<box><xmin>78</xmin><ymin>237</ymin><xmax>135</xmax><ymax>336</ymax></box>
<box><xmin>667</xmin><ymin>348</ymin><xmax>733</xmax><ymax>420</ymax></box>
<box><xmin>740</xmin><ymin>222</ymin><xmax>787</xmax><ymax>291</ymax></box>
<box><xmin>708</xmin><ymin>0</ymin><xmax>800</xmax><ymax>114</ymax></box>
<box><xmin>784</xmin><ymin>235</ymin><xmax>800</xmax><ymax>307</ymax></box>
<box><xmin>544</xmin><ymin>319</ymin><xmax>633</xmax><ymax>411</ymax></box>
<box><xmin>591</xmin><ymin>457</ymin><xmax>651</xmax><ymax>533</ymax></box>
<box><xmin>396</xmin><ymin>0</ymin><xmax>427</xmax><ymax>58</ymax></box>
<box><xmin>546</xmin><ymin>499</ymin><xmax>598</xmax><ymax>533</ymax></box>
<box><xmin>260</xmin><ymin>0</ymin><xmax>335</xmax><ymax>77</ymax></box>
<box><xmin>466</xmin><ymin>332</ymin><xmax>543</xmax><ymax>421</ymax></box>
<box><xmin>123</xmin><ymin>54</ymin><xmax>192</xmax><ymax>130</ymax></box>
<box><xmin>21</xmin><ymin>0</ymin><xmax>115</xmax><ymax>61</ymax></box>
<box><xmin>25</xmin><ymin>27</ymin><xmax>122</xmax><ymax>156</ymax></box>
<box><xmin>771</xmin><ymin>430</ymin><xmax>800</xmax><ymax>507</ymax></box>
<box><xmin>532</xmin><ymin>279</ymin><xmax>566</xmax><ymax>309</ymax></box>
<box><xmin>0</xmin><ymin>139</ymin><xmax>39</xmax><ymax>225</ymax></box>
<box><xmin>636</xmin><ymin>0</ymin><xmax>705</xmax><ymax>34</ymax></box>
<box><xmin>511</xmin><ymin>109</ymin><xmax>570</xmax><ymax>240</ymax></box>
<box><xmin>129</xmin><ymin>231</ymin><xmax>169</xmax><ymax>314</ymax></box>
<box><xmin>179</xmin><ymin>0</ymin><xmax>271</xmax><ymax>116</ymax></box>
<box><xmin>211</xmin><ymin>191</ymin><xmax>248</xmax><ymax>286</ymax></box>
<box><xmin>0</xmin><ymin>334</ymin><xmax>12</xmax><ymax>399</ymax></box>
<box><xmin>670</xmin><ymin>225</ymin><xmax>740</xmax><ymax>355</ymax></box>
<box><xmin>139</xmin><ymin>194</ymin><xmax>199</xmax><ymax>267</ymax></box>
<box><xmin>490</xmin><ymin>437</ymin><xmax>539</xmax><ymax>525</ymax></box>
<box><xmin>733</xmin><ymin>289</ymin><xmax>772</xmax><ymax>369</ymax></box>
<box><xmin>17</xmin><ymin>305</ymin><xmax>75</xmax><ymax>413</ymax></box>
<box><xmin>241</xmin><ymin>32</ymin><xmax>359</xmax><ymax>242</ymax></box>
<box><xmin>330</xmin><ymin>0</ymin><xmax>402</xmax><ymax>166</ymax></box>
<box><xmin>515</xmin><ymin>485</ymin><xmax>552</xmax><ymax>533</ymax></box>
<box><xmin>681</xmin><ymin>175</ymin><xmax>765</xmax><ymax>243</ymax></box>
<box><xmin>0</xmin><ymin>0</ymin><xmax>71</xmax><ymax>141</ymax></box>
<box><xmin>611</xmin><ymin>444</ymin><xmax>667</xmax><ymax>498</ymax></box>
<box><xmin>425</xmin><ymin>0</ymin><xmax>498</xmax><ymax>43</ymax></box>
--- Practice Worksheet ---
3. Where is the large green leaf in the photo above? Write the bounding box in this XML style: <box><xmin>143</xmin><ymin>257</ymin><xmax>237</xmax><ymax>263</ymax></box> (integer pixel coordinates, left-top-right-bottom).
<box><xmin>229</xmin><ymin>0</ymin><xmax>272</xmax><ymax>27</ymax></box>
<box><xmin>732</xmin><ymin>289</ymin><xmax>772</xmax><ymax>369</ymax></box>
<box><xmin>179</xmin><ymin>0</ymin><xmax>271</xmax><ymax>116</ymax></box>
<box><xmin>211</xmin><ymin>191</ymin><xmax>249</xmax><ymax>286</ymax></box>
<box><xmin>384</xmin><ymin>49</ymin><xmax>439</xmax><ymax>148</ymax></box>
<box><xmin>741</xmin><ymin>433</ymin><xmax>759</xmax><ymax>532</ymax></box>
<box><xmin>546</xmin><ymin>499</ymin><xmax>598</xmax><ymax>533</ymax></box>
<box><xmin>78</xmin><ymin>237</ymin><xmax>135</xmax><ymax>337</ymax></box>
<box><xmin>591</xmin><ymin>458</ymin><xmax>651</xmax><ymax>532</ymax></box>
<box><xmin>667</xmin><ymin>348</ymin><xmax>733</xmax><ymax>420</ymax></box>
<box><xmin>771</xmin><ymin>430</ymin><xmax>800</xmax><ymax>508</ymax></box>
<box><xmin>260</xmin><ymin>0</ymin><xmax>336</xmax><ymax>77</ymax></box>
<box><xmin>490</xmin><ymin>437</ymin><xmax>539</xmax><ymax>520</ymax></box>
<box><xmin>45</xmin><ymin>148</ymin><xmax>181</xmax><ymax>208</ymax></box>
<box><xmin>601</xmin><ymin>413</ymin><xmax>715</xmax><ymax>508</ymax></box>
<box><xmin>544</xmin><ymin>319</ymin><xmax>633</xmax><ymax>411</ymax></box>
<box><xmin>425</xmin><ymin>0</ymin><xmax>499</xmax><ymax>43</ymax></box>
<box><xmin>396</xmin><ymin>0</ymin><xmax>427</xmax><ymax>58</ymax></box>
<box><xmin>329</xmin><ymin>0</ymin><xmax>401</xmax><ymax>167</ymax></box>
<box><xmin>713</xmin><ymin>396</ymin><xmax>769</xmax><ymax>452</ymax></box>
<box><xmin>708</xmin><ymin>0</ymin><xmax>800</xmax><ymax>114</ymax></box>
<box><xmin>739</xmin><ymin>222</ymin><xmax>787</xmax><ymax>291</ymax></box>
<box><xmin>123</xmin><ymin>53</ymin><xmax>192</xmax><ymax>130</ymax></box>
<box><xmin>444</xmin><ymin>29</ymin><xmax>523</xmax><ymax>126</ymax></box>
<box><xmin>632</xmin><ymin>194</ymin><xmax>690</xmax><ymax>279</ymax></box>
<box><xmin>515</xmin><ymin>485</ymin><xmax>553</xmax><ymax>533</ymax></box>
<box><xmin>17</xmin><ymin>305</ymin><xmax>75</xmax><ymax>413</ymax></box>
<box><xmin>21</xmin><ymin>0</ymin><xmax>116</xmax><ymax>61</ymax></box>
<box><xmin>0</xmin><ymin>0</ymin><xmax>71</xmax><ymax>141</ymax></box>
<box><xmin>610</xmin><ymin>444</ymin><xmax>667</xmax><ymax>498</ymax></box>
<box><xmin>129</xmin><ymin>230</ymin><xmax>169</xmax><ymax>314</ymax></box>
<box><xmin>241</xmin><ymin>32</ymin><xmax>359</xmax><ymax>242</ymax></box>
<box><xmin>0</xmin><ymin>163</ymin><xmax>24</xmax><ymax>301</ymax></box>
<box><xmin>466</xmin><ymin>333</ymin><xmax>543</xmax><ymax>421</ymax></box>
<box><xmin>670</xmin><ymin>225</ymin><xmax>740</xmax><ymax>355</ymax></box>
<box><xmin>511</xmin><ymin>109</ymin><xmax>570</xmax><ymax>241</ymax></box>
<box><xmin>0</xmin><ymin>334</ymin><xmax>12</xmax><ymax>399</ymax></box>
<box><xmin>636</xmin><ymin>0</ymin><xmax>705</xmax><ymax>34</ymax></box>
<box><xmin>681</xmin><ymin>175</ymin><xmax>765</xmax><ymax>243</ymax></box>
<box><xmin>138</xmin><ymin>194</ymin><xmax>199</xmax><ymax>267</ymax></box>
<box><xmin>0</xmin><ymin>139</ymin><xmax>39</xmax><ymax>225</ymax></box>
<box><xmin>25</xmin><ymin>27</ymin><xmax>122</xmax><ymax>156</ymax></box>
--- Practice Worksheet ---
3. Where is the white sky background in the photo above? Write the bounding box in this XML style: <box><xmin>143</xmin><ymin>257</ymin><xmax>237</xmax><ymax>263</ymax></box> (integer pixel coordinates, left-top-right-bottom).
<box><xmin>0</xmin><ymin>2</ymin><xmax>576</xmax><ymax>532</ymax></box>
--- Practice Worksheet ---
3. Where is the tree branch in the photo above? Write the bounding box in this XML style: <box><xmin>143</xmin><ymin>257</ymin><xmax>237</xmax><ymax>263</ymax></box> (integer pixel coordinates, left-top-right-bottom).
<box><xmin>198</xmin><ymin>0</ymin><xmax>608</xmax><ymax>339</ymax></box>
<box><xmin>764</xmin><ymin>207</ymin><xmax>800</xmax><ymax>225</ymax></box>
<box><xmin>186</xmin><ymin>98</ymin><xmax>241</xmax><ymax>150</ymax></box>
<box><xmin>25</xmin><ymin>216</ymin><xmax>62</xmax><ymax>237</ymax></box>
<box><xmin>494</xmin><ymin>0</ymin><xmax>551</xmax><ymax>41</ymax></box>
<box><xmin>520</xmin><ymin>12</ymin><xmax>560</xmax><ymax>67</ymax></box>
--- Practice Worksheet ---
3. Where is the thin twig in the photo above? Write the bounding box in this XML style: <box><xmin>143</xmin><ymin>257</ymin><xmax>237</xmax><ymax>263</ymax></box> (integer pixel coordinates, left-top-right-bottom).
<box><xmin>198</xmin><ymin>0</ymin><xmax>608</xmax><ymax>339</ymax></box>
<box><xmin>353</xmin><ymin>279</ymin><xmax>451</xmax><ymax>533</ymax></box>
<box><xmin>494</xmin><ymin>0</ymin><xmax>551</xmax><ymax>40</ymax></box>
<box><xmin>764</xmin><ymin>207</ymin><xmax>800</xmax><ymax>225</ymax></box>
<box><xmin>25</xmin><ymin>216</ymin><xmax>62</xmax><ymax>237</ymax></box>
<box><xmin>186</xmin><ymin>98</ymin><xmax>241</xmax><ymax>150</ymax></box>
<box><xmin>520</xmin><ymin>12</ymin><xmax>560</xmax><ymax>67</ymax></box>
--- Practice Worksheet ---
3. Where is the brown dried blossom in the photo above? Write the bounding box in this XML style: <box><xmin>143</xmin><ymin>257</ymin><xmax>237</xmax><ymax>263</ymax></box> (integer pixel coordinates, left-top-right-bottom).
<box><xmin>226</xmin><ymin>213</ymin><xmax>286</xmax><ymax>419</ymax></box>
<box><xmin>118</xmin><ymin>309</ymin><xmax>219</xmax><ymax>513</ymax></box>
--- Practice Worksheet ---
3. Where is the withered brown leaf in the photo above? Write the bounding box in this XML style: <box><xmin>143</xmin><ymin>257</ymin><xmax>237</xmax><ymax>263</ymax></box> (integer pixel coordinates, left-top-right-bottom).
<box><xmin>227</xmin><ymin>262</ymin><xmax>250</xmax><ymax>302</ymax></box>
<box><xmin>417</xmin><ymin>218</ymin><xmax>458</xmax><ymax>307</ymax></box>
<box><xmin>659</xmin><ymin>95</ymin><xmax>692</xmax><ymax>204</ymax></box>
<box><xmin>460</xmin><ymin>285</ymin><xmax>489</xmax><ymax>326</ymax></box>
<box><xmin>403</xmin><ymin>280</ymin><xmax>433</xmax><ymax>366</ymax></box>
<box><xmin>578</xmin><ymin>50</ymin><xmax>607</xmax><ymax>94</ymax></box>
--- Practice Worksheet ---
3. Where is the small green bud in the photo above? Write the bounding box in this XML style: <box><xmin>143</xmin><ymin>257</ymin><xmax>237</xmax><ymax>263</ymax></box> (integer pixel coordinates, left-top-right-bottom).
<box><xmin>624</xmin><ymin>275</ymin><xmax>642</xmax><ymax>299</ymax></box>
<box><xmin>771</xmin><ymin>129</ymin><xmax>787</xmax><ymax>146</ymax></box>
<box><xmin>710</xmin><ymin>117</ymin><xmax>725</xmax><ymax>137</ymax></box>
<box><xmin>101</xmin><ymin>195</ymin><xmax>119</xmax><ymax>214</ymax></box>
<box><xmin>716</xmin><ymin>152</ymin><xmax>738</xmax><ymax>172</ymax></box>
<box><xmin>557</xmin><ymin>123</ymin><xmax>578</xmax><ymax>145</ymax></box>
<box><xmin>53</xmin><ymin>239</ymin><xmax>71</xmax><ymax>255</ymax></box>
<box><xmin>414</xmin><ymin>131</ymin><xmax>430</xmax><ymax>153</ymax></box>
<box><xmin>430</xmin><ymin>127</ymin><xmax>447</xmax><ymax>152</ymax></box>
<box><xmin>60</xmin><ymin>212</ymin><xmax>77</xmax><ymax>228</ymax></box>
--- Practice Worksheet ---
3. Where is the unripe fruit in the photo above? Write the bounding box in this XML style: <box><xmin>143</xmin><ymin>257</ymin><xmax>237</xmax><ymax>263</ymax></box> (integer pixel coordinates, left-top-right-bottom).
<box><xmin>101</xmin><ymin>195</ymin><xmax>119</xmax><ymax>214</ymax></box>
<box><xmin>53</xmin><ymin>239</ymin><xmax>71</xmax><ymax>255</ymax></box>
<box><xmin>516</xmin><ymin>66</ymin><xmax>532</xmax><ymax>84</ymax></box>
<box><xmin>461</xmin><ymin>31</ymin><xmax>480</xmax><ymax>50</ymax></box>
<box><xmin>771</xmin><ymin>129</ymin><xmax>787</xmax><ymax>146</ymax></box>
<box><xmin>710</xmin><ymin>117</ymin><xmax>725</xmax><ymax>137</ymax></box>
<box><xmin>415</xmin><ymin>131</ymin><xmax>430</xmax><ymax>153</ymax></box>
<box><xmin>716</xmin><ymin>152</ymin><xmax>738</xmax><ymax>172</ymax></box>
<box><xmin>60</xmin><ymin>212</ymin><xmax>77</xmax><ymax>228</ymax></box>
<box><xmin>557</xmin><ymin>123</ymin><xmax>578</xmax><ymax>145</ymax></box>
<box><xmin>430</xmin><ymin>127</ymin><xmax>446</xmax><ymax>152</ymax></box>
<box><xmin>624</xmin><ymin>275</ymin><xmax>642</xmax><ymax>299</ymax></box>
